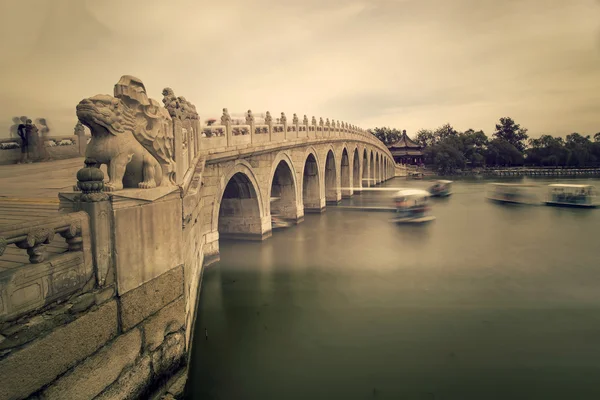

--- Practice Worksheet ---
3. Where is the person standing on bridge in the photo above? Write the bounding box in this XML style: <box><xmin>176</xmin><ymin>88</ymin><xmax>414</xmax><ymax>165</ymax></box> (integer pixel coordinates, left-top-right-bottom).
<box><xmin>16</xmin><ymin>119</ymin><xmax>37</xmax><ymax>163</ymax></box>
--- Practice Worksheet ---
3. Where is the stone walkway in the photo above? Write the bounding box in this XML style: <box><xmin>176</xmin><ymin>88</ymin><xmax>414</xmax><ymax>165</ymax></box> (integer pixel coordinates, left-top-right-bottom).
<box><xmin>0</xmin><ymin>158</ymin><xmax>83</xmax><ymax>269</ymax></box>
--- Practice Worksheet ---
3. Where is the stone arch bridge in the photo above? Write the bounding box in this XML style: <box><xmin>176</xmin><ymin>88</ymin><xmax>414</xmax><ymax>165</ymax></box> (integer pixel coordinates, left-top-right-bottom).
<box><xmin>0</xmin><ymin>76</ymin><xmax>394</xmax><ymax>399</ymax></box>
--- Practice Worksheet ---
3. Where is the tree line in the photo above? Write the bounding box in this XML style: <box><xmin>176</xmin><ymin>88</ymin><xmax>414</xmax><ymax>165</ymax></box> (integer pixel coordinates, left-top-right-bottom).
<box><xmin>370</xmin><ymin>118</ymin><xmax>600</xmax><ymax>175</ymax></box>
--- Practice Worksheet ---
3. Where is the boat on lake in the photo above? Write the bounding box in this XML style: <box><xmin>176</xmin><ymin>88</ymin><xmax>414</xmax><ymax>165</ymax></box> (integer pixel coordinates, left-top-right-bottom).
<box><xmin>544</xmin><ymin>184</ymin><xmax>597</xmax><ymax>208</ymax></box>
<box><xmin>408</xmin><ymin>171</ymin><xmax>423</xmax><ymax>180</ymax></box>
<box><xmin>428</xmin><ymin>180</ymin><xmax>453</xmax><ymax>197</ymax></box>
<box><xmin>390</xmin><ymin>189</ymin><xmax>436</xmax><ymax>224</ymax></box>
<box><xmin>485</xmin><ymin>183</ymin><xmax>539</xmax><ymax>205</ymax></box>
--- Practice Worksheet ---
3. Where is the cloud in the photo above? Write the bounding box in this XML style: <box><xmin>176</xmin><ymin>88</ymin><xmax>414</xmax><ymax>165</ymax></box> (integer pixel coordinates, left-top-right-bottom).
<box><xmin>0</xmin><ymin>0</ymin><xmax>599</xmax><ymax>138</ymax></box>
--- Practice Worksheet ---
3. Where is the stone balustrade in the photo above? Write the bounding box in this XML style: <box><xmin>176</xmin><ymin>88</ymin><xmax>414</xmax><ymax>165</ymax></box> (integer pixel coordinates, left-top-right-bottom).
<box><xmin>0</xmin><ymin>211</ymin><xmax>93</xmax><ymax>322</ymax></box>
<box><xmin>180</xmin><ymin>110</ymin><xmax>391</xmax><ymax>182</ymax></box>
<box><xmin>0</xmin><ymin>135</ymin><xmax>87</xmax><ymax>165</ymax></box>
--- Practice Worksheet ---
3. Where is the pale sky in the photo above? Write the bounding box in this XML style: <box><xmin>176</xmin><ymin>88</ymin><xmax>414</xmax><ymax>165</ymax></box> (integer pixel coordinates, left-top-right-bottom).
<box><xmin>1</xmin><ymin>0</ymin><xmax>599</xmax><ymax>139</ymax></box>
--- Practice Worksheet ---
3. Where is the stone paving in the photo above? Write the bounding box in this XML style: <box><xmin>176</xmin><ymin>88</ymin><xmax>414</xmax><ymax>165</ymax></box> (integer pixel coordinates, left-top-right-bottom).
<box><xmin>0</xmin><ymin>158</ymin><xmax>83</xmax><ymax>269</ymax></box>
<box><xmin>0</xmin><ymin>157</ymin><xmax>84</xmax><ymax>200</ymax></box>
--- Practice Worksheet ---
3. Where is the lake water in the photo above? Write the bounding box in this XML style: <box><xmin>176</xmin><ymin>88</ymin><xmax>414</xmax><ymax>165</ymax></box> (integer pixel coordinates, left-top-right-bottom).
<box><xmin>187</xmin><ymin>177</ymin><xmax>600</xmax><ymax>400</ymax></box>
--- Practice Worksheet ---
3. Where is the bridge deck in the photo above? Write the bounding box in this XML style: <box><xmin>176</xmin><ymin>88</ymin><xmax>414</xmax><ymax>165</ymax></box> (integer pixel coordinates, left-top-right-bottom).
<box><xmin>0</xmin><ymin>158</ymin><xmax>82</xmax><ymax>271</ymax></box>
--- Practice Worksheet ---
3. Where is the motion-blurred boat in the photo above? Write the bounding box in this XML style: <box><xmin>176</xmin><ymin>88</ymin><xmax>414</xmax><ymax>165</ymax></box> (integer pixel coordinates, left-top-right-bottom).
<box><xmin>544</xmin><ymin>184</ymin><xmax>597</xmax><ymax>208</ymax></box>
<box><xmin>271</xmin><ymin>215</ymin><xmax>293</xmax><ymax>229</ymax></box>
<box><xmin>391</xmin><ymin>189</ymin><xmax>436</xmax><ymax>223</ymax></box>
<box><xmin>408</xmin><ymin>171</ymin><xmax>423</xmax><ymax>180</ymax></box>
<box><xmin>485</xmin><ymin>183</ymin><xmax>538</xmax><ymax>205</ymax></box>
<box><xmin>428</xmin><ymin>180</ymin><xmax>453</xmax><ymax>197</ymax></box>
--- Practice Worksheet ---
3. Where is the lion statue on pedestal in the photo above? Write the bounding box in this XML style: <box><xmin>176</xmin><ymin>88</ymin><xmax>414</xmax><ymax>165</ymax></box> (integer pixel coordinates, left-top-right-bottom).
<box><xmin>76</xmin><ymin>76</ymin><xmax>175</xmax><ymax>191</ymax></box>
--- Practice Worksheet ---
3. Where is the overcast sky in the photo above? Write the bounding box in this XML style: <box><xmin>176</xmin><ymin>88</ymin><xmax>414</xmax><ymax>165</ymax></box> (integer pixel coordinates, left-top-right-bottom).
<box><xmin>0</xmin><ymin>0</ymin><xmax>599</xmax><ymax>139</ymax></box>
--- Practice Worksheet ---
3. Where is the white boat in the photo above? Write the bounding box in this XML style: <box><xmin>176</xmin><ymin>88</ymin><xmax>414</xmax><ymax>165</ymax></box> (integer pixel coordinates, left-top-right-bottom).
<box><xmin>544</xmin><ymin>184</ymin><xmax>597</xmax><ymax>208</ymax></box>
<box><xmin>485</xmin><ymin>183</ymin><xmax>538</xmax><ymax>205</ymax></box>
<box><xmin>390</xmin><ymin>189</ymin><xmax>436</xmax><ymax>224</ymax></box>
<box><xmin>429</xmin><ymin>180</ymin><xmax>453</xmax><ymax>197</ymax></box>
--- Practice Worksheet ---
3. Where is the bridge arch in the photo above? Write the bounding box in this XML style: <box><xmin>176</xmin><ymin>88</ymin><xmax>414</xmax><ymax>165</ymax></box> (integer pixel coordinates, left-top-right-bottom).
<box><xmin>384</xmin><ymin>158</ymin><xmax>387</xmax><ymax>181</ymax></box>
<box><xmin>352</xmin><ymin>147</ymin><xmax>360</xmax><ymax>189</ymax></box>
<box><xmin>301</xmin><ymin>148</ymin><xmax>323</xmax><ymax>212</ymax></box>
<box><xmin>375</xmin><ymin>153</ymin><xmax>380</xmax><ymax>185</ymax></box>
<box><xmin>340</xmin><ymin>147</ymin><xmax>351</xmax><ymax>198</ymax></box>
<box><xmin>214</xmin><ymin>159</ymin><xmax>269</xmax><ymax>240</ymax></box>
<box><xmin>362</xmin><ymin>148</ymin><xmax>369</xmax><ymax>187</ymax></box>
<box><xmin>324</xmin><ymin>148</ymin><xmax>339</xmax><ymax>204</ymax></box>
<box><xmin>369</xmin><ymin>150</ymin><xmax>375</xmax><ymax>187</ymax></box>
<box><xmin>268</xmin><ymin>151</ymin><xmax>300</xmax><ymax>222</ymax></box>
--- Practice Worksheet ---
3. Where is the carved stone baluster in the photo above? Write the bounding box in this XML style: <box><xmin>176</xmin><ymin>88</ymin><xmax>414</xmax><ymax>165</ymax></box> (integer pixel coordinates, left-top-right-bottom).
<box><xmin>60</xmin><ymin>222</ymin><xmax>83</xmax><ymax>251</ymax></box>
<box><xmin>15</xmin><ymin>227</ymin><xmax>54</xmax><ymax>264</ymax></box>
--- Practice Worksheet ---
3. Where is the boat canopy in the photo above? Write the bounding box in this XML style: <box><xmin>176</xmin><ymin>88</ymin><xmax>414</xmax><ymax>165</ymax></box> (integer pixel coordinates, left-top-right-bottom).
<box><xmin>488</xmin><ymin>183</ymin><xmax>535</xmax><ymax>187</ymax></box>
<box><xmin>548</xmin><ymin>184</ymin><xmax>594</xmax><ymax>189</ymax></box>
<box><xmin>394</xmin><ymin>189</ymin><xmax>431</xmax><ymax>199</ymax></box>
<box><xmin>437</xmin><ymin>180</ymin><xmax>453</xmax><ymax>184</ymax></box>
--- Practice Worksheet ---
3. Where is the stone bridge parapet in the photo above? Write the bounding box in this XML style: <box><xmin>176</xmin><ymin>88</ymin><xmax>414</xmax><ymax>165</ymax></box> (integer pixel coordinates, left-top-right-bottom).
<box><xmin>0</xmin><ymin>75</ymin><xmax>396</xmax><ymax>400</ymax></box>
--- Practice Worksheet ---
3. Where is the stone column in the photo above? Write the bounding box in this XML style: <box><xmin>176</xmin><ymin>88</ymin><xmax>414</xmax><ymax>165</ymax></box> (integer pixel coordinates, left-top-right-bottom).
<box><xmin>74</xmin><ymin>158</ymin><xmax>114</xmax><ymax>287</ymax></box>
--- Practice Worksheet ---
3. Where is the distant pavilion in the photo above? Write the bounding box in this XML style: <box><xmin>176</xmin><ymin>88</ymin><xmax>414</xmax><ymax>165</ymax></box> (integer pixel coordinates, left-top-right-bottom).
<box><xmin>388</xmin><ymin>130</ymin><xmax>423</xmax><ymax>165</ymax></box>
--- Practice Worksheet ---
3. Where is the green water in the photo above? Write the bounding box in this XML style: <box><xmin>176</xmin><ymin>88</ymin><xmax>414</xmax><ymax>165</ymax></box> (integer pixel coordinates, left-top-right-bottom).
<box><xmin>187</xmin><ymin>177</ymin><xmax>600</xmax><ymax>400</ymax></box>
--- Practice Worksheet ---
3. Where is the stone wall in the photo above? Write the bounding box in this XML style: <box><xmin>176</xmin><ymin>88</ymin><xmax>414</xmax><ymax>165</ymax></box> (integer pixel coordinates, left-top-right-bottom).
<box><xmin>0</xmin><ymin>187</ymin><xmax>189</xmax><ymax>400</ymax></box>
<box><xmin>0</xmin><ymin>272</ymin><xmax>186</xmax><ymax>400</ymax></box>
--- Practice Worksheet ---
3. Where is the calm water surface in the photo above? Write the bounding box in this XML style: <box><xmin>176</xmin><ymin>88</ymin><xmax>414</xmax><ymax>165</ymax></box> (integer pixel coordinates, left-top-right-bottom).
<box><xmin>187</xmin><ymin>177</ymin><xmax>600</xmax><ymax>400</ymax></box>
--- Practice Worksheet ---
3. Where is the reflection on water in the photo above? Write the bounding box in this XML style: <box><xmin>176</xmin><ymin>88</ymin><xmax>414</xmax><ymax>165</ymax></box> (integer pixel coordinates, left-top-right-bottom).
<box><xmin>187</xmin><ymin>177</ymin><xmax>600</xmax><ymax>400</ymax></box>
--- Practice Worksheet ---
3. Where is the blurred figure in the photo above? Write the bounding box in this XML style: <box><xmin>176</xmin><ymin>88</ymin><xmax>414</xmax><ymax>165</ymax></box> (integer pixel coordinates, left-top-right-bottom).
<box><xmin>17</xmin><ymin>119</ymin><xmax>39</xmax><ymax>163</ymax></box>
<box><xmin>35</xmin><ymin>118</ymin><xmax>50</xmax><ymax>161</ymax></box>
<box><xmin>16</xmin><ymin>121</ymin><xmax>29</xmax><ymax>163</ymax></box>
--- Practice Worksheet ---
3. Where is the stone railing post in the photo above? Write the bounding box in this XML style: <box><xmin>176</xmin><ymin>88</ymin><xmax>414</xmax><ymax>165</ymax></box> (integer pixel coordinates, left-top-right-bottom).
<box><xmin>311</xmin><ymin>116</ymin><xmax>317</xmax><ymax>137</ymax></box>
<box><xmin>74</xmin><ymin>158</ymin><xmax>114</xmax><ymax>287</ymax></box>
<box><xmin>265</xmin><ymin>111</ymin><xmax>273</xmax><ymax>141</ymax></box>
<box><xmin>325</xmin><ymin>118</ymin><xmax>331</xmax><ymax>138</ymax></box>
<box><xmin>303</xmin><ymin>115</ymin><xmax>309</xmax><ymax>138</ymax></box>
<box><xmin>246</xmin><ymin>110</ymin><xmax>255</xmax><ymax>144</ymax></box>
<box><xmin>221</xmin><ymin>108</ymin><xmax>232</xmax><ymax>147</ymax></box>
<box><xmin>293</xmin><ymin>113</ymin><xmax>299</xmax><ymax>139</ymax></box>
<box><xmin>281</xmin><ymin>112</ymin><xmax>288</xmax><ymax>141</ymax></box>
<box><xmin>319</xmin><ymin>117</ymin><xmax>324</xmax><ymax>137</ymax></box>
<box><xmin>173</xmin><ymin>119</ymin><xmax>185</xmax><ymax>185</ymax></box>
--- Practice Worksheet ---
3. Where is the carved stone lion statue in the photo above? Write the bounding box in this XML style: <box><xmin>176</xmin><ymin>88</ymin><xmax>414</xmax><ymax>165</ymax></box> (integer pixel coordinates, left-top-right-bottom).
<box><xmin>76</xmin><ymin>76</ymin><xmax>175</xmax><ymax>191</ymax></box>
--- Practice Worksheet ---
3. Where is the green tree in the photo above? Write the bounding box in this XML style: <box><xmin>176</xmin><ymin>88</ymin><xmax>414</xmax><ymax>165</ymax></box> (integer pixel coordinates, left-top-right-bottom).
<box><xmin>460</xmin><ymin>129</ymin><xmax>488</xmax><ymax>167</ymax></box>
<box><xmin>564</xmin><ymin>133</ymin><xmax>594</xmax><ymax>167</ymax></box>
<box><xmin>486</xmin><ymin>138</ymin><xmax>524</xmax><ymax>166</ymax></box>
<box><xmin>493</xmin><ymin>117</ymin><xmax>529</xmax><ymax>152</ymax></box>
<box><xmin>432</xmin><ymin>144</ymin><xmax>466</xmax><ymax>174</ymax></box>
<box><xmin>526</xmin><ymin>135</ymin><xmax>566</xmax><ymax>166</ymax></box>
<box><xmin>369</xmin><ymin>127</ymin><xmax>402</xmax><ymax>146</ymax></box>
<box><xmin>415</xmin><ymin>129</ymin><xmax>435</xmax><ymax>147</ymax></box>
<box><xmin>434</xmin><ymin>123</ymin><xmax>459</xmax><ymax>142</ymax></box>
